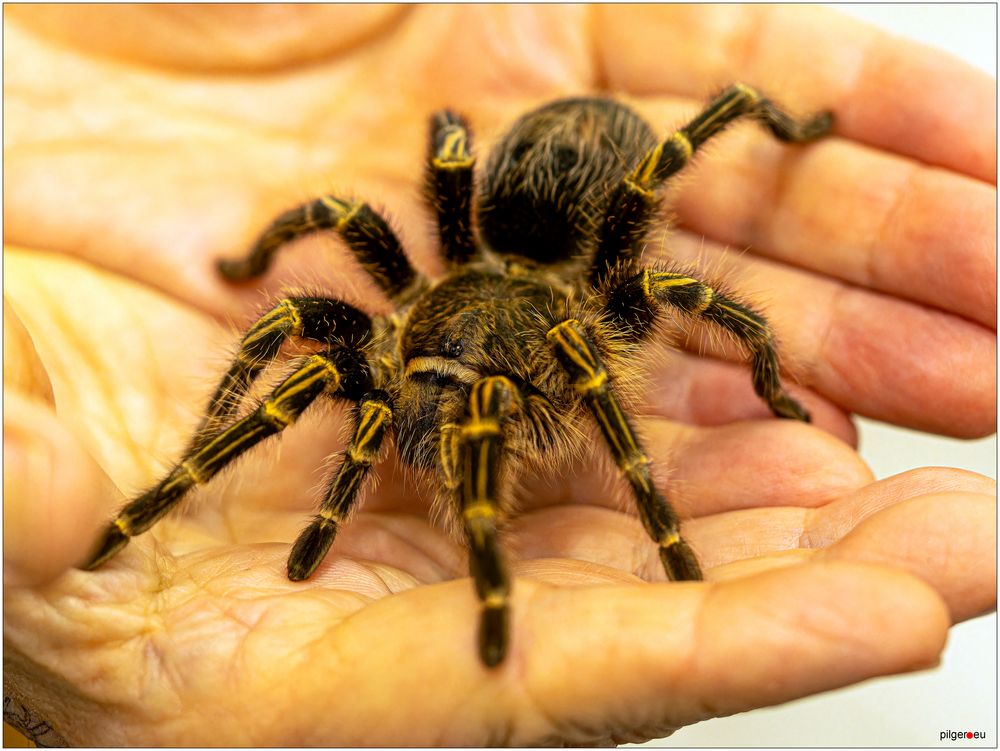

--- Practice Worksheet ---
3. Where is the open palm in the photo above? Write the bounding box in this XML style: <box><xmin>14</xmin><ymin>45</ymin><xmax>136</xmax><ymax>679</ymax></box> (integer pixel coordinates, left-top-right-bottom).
<box><xmin>4</xmin><ymin>6</ymin><xmax>996</xmax><ymax>746</ymax></box>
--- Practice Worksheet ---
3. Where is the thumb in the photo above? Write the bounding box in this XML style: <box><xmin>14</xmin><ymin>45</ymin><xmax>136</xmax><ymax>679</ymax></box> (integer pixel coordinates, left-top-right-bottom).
<box><xmin>4</xmin><ymin>392</ymin><xmax>115</xmax><ymax>588</ymax></box>
<box><xmin>4</xmin><ymin>297</ymin><xmax>117</xmax><ymax>588</ymax></box>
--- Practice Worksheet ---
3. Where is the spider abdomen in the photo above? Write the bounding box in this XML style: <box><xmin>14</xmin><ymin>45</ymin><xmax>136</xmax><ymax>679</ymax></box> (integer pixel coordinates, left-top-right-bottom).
<box><xmin>477</xmin><ymin>97</ymin><xmax>656</xmax><ymax>263</ymax></box>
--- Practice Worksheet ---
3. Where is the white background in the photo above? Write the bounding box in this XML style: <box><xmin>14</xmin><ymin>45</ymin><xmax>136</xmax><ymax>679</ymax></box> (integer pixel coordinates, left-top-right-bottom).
<box><xmin>635</xmin><ymin>4</ymin><xmax>997</xmax><ymax>747</ymax></box>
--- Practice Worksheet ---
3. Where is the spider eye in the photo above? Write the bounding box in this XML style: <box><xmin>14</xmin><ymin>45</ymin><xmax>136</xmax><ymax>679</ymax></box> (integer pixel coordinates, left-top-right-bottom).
<box><xmin>441</xmin><ymin>340</ymin><xmax>464</xmax><ymax>358</ymax></box>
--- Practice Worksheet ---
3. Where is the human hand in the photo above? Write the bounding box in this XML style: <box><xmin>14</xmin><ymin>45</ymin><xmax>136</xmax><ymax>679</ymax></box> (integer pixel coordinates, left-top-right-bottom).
<box><xmin>5</xmin><ymin>247</ymin><xmax>996</xmax><ymax>745</ymax></box>
<box><xmin>4</xmin><ymin>4</ymin><xmax>994</xmax><ymax>437</ymax></box>
<box><xmin>4</xmin><ymin>5</ymin><xmax>996</xmax><ymax>746</ymax></box>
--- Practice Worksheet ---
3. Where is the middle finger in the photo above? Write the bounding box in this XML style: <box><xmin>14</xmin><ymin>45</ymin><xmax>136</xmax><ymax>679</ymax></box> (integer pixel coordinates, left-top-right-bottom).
<box><xmin>632</xmin><ymin>96</ymin><xmax>996</xmax><ymax>327</ymax></box>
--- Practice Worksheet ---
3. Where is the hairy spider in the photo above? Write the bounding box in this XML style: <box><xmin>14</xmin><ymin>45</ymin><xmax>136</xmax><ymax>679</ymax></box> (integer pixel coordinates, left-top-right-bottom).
<box><xmin>83</xmin><ymin>83</ymin><xmax>832</xmax><ymax>667</ymax></box>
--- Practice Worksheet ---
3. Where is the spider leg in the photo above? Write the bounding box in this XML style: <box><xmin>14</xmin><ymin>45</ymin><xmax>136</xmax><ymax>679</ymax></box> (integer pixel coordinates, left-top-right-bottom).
<box><xmin>82</xmin><ymin>348</ymin><xmax>370</xmax><ymax>570</ymax></box>
<box><xmin>547</xmin><ymin>318</ymin><xmax>702</xmax><ymax>581</ymax></box>
<box><xmin>194</xmin><ymin>296</ymin><xmax>371</xmax><ymax>444</ymax></box>
<box><xmin>426</xmin><ymin>110</ymin><xmax>477</xmax><ymax>266</ymax></box>
<box><xmin>458</xmin><ymin>376</ymin><xmax>521</xmax><ymax>667</ymax></box>
<box><xmin>604</xmin><ymin>267</ymin><xmax>808</xmax><ymax>421</ymax></box>
<box><xmin>218</xmin><ymin>196</ymin><xmax>421</xmax><ymax>300</ymax></box>
<box><xmin>590</xmin><ymin>83</ymin><xmax>832</xmax><ymax>286</ymax></box>
<box><xmin>286</xmin><ymin>390</ymin><xmax>394</xmax><ymax>581</ymax></box>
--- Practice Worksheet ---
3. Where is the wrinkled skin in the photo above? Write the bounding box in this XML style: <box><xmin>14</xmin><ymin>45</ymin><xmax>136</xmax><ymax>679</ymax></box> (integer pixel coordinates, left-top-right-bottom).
<box><xmin>4</xmin><ymin>6</ymin><xmax>996</xmax><ymax>746</ymax></box>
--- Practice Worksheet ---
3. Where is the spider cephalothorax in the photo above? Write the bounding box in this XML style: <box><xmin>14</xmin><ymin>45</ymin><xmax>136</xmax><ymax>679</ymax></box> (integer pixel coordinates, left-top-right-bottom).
<box><xmin>84</xmin><ymin>84</ymin><xmax>832</xmax><ymax>667</ymax></box>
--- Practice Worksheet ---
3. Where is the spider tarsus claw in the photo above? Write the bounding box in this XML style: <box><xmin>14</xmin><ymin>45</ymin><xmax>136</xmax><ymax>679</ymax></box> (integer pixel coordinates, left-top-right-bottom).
<box><xmin>773</xmin><ymin>396</ymin><xmax>811</xmax><ymax>423</ymax></box>
<box><xmin>80</xmin><ymin>523</ymin><xmax>130</xmax><ymax>571</ymax></box>
<box><xmin>660</xmin><ymin>541</ymin><xmax>703</xmax><ymax>582</ymax></box>
<box><xmin>216</xmin><ymin>257</ymin><xmax>258</xmax><ymax>282</ymax></box>
<box><xmin>286</xmin><ymin>516</ymin><xmax>338</xmax><ymax>581</ymax></box>
<box><xmin>810</xmin><ymin>110</ymin><xmax>835</xmax><ymax>138</ymax></box>
<box><xmin>479</xmin><ymin>606</ymin><xmax>509</xmax><ymax>668</ymax></box>
<box><xmin>789</xmin><ymin>405</ymin><xmax>811</xmax><ymax>422</ymax></box>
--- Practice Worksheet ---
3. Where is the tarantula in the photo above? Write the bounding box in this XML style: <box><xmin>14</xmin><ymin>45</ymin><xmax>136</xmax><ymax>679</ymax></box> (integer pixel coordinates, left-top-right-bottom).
<box><xmin>84</xmin><ymin>83</ymin><xmax>832</xmax><ymax>667</ymax></box>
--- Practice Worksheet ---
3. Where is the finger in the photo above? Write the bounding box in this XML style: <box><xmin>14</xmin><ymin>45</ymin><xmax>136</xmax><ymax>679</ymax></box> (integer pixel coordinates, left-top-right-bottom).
<box><xmin>657</xmin><ymin>231</ymin><xmax>997</xmax><ymax>438</ymax></box>
<box><xmin>640</xmin><ymin>345</ymin><xmax>857</xmax><ymax>444</ymax></box>
<box><xmin>6</xmin><ymin>5</ymin><xmax>410</xmax><ymax>72</ymax></box>
<box><xmin>4</xmin><ymin>297</ymin><xmax>55</xmax><ymax>403</ymax></box>
<box><xmin>286</xmin><ymin>562</ymin><xmax>947</xmax><ymax>745</ymax></box>
<box><xmin>23</xmin><ymin>561</ymin><xmax>943</xmax><ymax>745</ymax></box>
<box><xmin>700</xmin><ymin>466</ymin><xmax>995</xmax><ymax>557</ymax></box>
<box><xmin>1</xmin><ymin>130</ymin><xmax>404</xmax><ymax>323</ymax></box>
<box><xmin>519</xmin><ymin>415</ymin><xmax>873</xmax><ymax>518</ymax></box>
<box><xmin>595</xmin><ymin>5</ymin><xmax>996</xmax><ymax>181</ymax></box>
<box><xmin>705</xmin><ymin>489</ymin><xmax>997</xmax><ymax>626</ymax></box>
<box><xmin>4</xmin><ymin>392</ymin><xmax>117</xmax><ymax>586</ymax></box>
<box><xmin>511</xmin><ymin>467</ymin><xmax>994</xmax><ymax>585</ymax></box>
<box><xmin>518</xmin><ymin>563</ymin><xmax>947</xmax><ymax>744</ymax></box>
<box><xmin>3</xmin><ymin>19</ymin><xmax>433</xmax><ymax>321</ymax></box>
<box><xmin>3</xmin><ymin>295</ymin><xmax>114</xmax><ymax>585</ymax></box>
<box><xmin>631</xmin><ymin>97</ymin><xmax>996</xmax><ymax>328</ymax></box>
<box><xmin>688</xmin><ymin>468</ymin><xmax>996</xmax><ymax>623</ymax></box>
<box><xmin>822</xmin><ymin>489</ymin><xmax>996</xmax><ymax>623</ymax></box>
<box><xmin>3</xmin><ymin>248</ymin><xmax>232</xmax><ymax>485</ymax></box>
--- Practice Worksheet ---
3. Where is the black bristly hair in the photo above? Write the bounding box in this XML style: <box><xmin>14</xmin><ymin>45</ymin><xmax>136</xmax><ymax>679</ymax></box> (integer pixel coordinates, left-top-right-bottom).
<box><xmin>84</xmin><ymin>83</ymin><xmax>833</xmax><ymax>669</ymax></box>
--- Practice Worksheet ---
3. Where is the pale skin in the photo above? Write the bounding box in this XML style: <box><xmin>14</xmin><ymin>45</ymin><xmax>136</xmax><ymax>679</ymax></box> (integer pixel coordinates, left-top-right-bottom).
<box><xmin>3</xmin><ymin>5</ymin><xmax>997</xmax><ymax>746</ymax></box>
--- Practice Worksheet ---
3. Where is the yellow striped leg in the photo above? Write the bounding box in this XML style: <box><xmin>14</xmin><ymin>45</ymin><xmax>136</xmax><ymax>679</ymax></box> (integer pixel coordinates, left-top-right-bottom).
<box><xmin>592</xmin><ymin>83</ymin><xmax>831</xmax><ymax>286</ymax></box>
<box><xmin>547</xmin><ymin>319</ymin><xmax>702</xmax><ymax>581</ymax></box>
<box><xmin>82</xmin><ymin>350</ymin><xmax>366</xmax><ymax>570</ymax></box>
<box><xmin>460</xmin><ymin>376</ymin><xmax>521</xmax><ymax>667</ymax></box>
<box><xmin>286</xmin><ymin>392</ymin><xmax>394</xmax><ymax>580</ymax></box>
<box><xmin>605</xmin><ymin>269</ymin><xmax>808</xmax><ymax>421</ymax></box>
<box><xmin>218</xmin><ymin>196</ymin><xmax>419</xmax><ymax>299</ymax></box>
<box><xmin>627</xmin><ymin>83</ymin><xmax>832</xmax><ymax>196</ymax></box>
<box><xmin>426</xmin><ymin>110</ymin><xmax>477</xmax><ymax>265</ymax></box>
<box><xmin>192</xmin><ymin>297</ymin><xmax>371</xmax><ymax>446</ymax></box>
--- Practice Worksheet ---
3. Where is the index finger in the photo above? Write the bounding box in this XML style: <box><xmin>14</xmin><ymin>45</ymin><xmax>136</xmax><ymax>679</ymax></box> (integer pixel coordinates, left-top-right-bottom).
<box><xmin>595</xmin><ymin>5</ymin><xmax>996</xmax><ymax>182</ymax></box>
<box><xmin>303</xmin><ymin>562</ymin><xmax>947</xmax><ymax>745</ymax></box>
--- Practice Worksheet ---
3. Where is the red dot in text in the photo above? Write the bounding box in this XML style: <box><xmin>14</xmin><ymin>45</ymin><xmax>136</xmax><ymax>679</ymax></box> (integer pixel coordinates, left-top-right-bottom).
<box><xmin>967</xmin><ymin>732</ymin><xmax>974</xmax><ymax>739</ymax></box>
